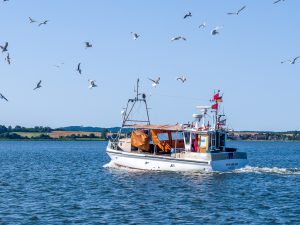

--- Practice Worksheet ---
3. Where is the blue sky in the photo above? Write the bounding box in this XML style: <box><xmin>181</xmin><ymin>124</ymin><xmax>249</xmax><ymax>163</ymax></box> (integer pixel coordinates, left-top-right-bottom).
<box><xmin>0</xmin><ymin>0</ymin><xmax>299</xmax><ymax>131</ymax></box>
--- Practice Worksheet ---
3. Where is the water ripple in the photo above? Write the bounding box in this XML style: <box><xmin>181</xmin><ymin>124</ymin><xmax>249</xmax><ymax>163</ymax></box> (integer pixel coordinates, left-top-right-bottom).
<box><xmin>0</xmin><ymin>141</ymin><xmax>299</xmax><ymax>224</ymax></box>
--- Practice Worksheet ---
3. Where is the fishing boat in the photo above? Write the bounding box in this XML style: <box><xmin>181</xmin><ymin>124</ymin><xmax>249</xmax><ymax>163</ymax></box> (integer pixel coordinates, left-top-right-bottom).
<box><xmin>106</xmin><ymin>79</ymin><xmax>248</xmax><ymax>172</ymax></box>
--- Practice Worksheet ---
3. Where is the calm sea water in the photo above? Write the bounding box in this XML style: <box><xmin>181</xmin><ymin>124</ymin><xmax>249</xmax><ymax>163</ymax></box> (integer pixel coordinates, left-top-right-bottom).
<box><xmin>0</xmin><ymin>141</ymin><xmax>299</xmax><ymax>224</ymax></box>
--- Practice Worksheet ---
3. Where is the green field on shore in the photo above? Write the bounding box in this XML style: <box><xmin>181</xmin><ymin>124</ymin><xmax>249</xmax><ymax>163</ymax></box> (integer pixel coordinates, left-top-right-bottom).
<box><xmin>13</xmin><ymin>132</ymin><xmax>46</xmax><ymax>138</ymax></box>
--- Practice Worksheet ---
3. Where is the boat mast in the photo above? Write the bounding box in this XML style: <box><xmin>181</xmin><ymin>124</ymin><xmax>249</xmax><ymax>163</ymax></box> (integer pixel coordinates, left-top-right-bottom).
<box><xmin>212</xmin><ymin>90</ymin><xmax>222</xmax><ymax>130</ymax></box>
<box><xmin>122</xmin><ymin>79</ymin><xmax>150</xmax><ymax>127</ymax></box>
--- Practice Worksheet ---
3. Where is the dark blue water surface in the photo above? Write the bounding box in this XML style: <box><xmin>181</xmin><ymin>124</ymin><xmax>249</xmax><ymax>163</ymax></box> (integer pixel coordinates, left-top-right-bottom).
<box><xmin>0</xmin><ymin>141</ymin><xmax>299</xmax><ymax>224</ymax></box>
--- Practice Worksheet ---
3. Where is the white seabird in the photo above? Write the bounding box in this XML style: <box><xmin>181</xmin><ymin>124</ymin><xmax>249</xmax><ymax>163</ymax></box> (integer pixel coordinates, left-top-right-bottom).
<box><xmin>148</xmin><ymin>77</ymin><xmax>160</xmax><ymax>88</ymax></box>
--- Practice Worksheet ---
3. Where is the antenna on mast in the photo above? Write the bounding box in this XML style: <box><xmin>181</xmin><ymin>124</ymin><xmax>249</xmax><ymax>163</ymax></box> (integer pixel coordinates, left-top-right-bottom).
<box><xmin>136</xmin><ymin>78</ymin><xmax>139</xmax><ymax>100</ymax></box>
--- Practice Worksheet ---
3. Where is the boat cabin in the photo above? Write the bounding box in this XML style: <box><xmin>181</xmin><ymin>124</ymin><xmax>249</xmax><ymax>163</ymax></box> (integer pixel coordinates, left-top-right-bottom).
<box><xmin>118</xmin><ymin>124</ymin><xmax>230</xmax><ymax>154</ymax></box>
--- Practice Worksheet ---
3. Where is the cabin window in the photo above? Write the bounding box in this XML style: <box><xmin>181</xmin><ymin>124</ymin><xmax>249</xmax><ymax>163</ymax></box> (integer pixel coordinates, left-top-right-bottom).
<box><xmin>184</xmin><ymin>132</ymin><xmax>190</xmax><ymax>145</ymax></box>
<box><xmin>216</xmin><ymin>132</ymin><xmax>220</xmax><ymax>149</ymax></box>
<box><xmin>210</xmin><ymin>133</ymin><xmax>216</xmax><ymax>150</ymax></box>
<box><xmin>220</xmin><ymin>133</ymin><xmax>226</xmax><ymax>150</ymax></box>
<box><xmin>200</xmin><ymin>136</ymin><xmax>207</xmax><ymax>148</ymax></box>
<box><xmin>171</xmin><ymin>132</ymin><xmax>183</xmax><ymax>140</ymax></box>
<box><xmin>157</xmin><ymin>133</ymin><xmax>169</xmax><ymax>141</ymax></box>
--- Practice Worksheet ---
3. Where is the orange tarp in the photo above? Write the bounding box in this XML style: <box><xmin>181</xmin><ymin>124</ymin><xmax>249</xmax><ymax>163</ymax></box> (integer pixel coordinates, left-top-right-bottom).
<box><xmin>131</xmin><ymin>130</ymin><xmax>150</xmax><ymax>151</ymax></box>
<box><xmin>151</xmin><ymin>130</ymin><xmax>172</xmax><ymax>153</ymax></box>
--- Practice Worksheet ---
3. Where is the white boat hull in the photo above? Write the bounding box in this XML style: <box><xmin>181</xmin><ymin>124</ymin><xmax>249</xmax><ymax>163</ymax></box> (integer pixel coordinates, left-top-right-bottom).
<box><xmin>107</xmin><ymin>148</ymin><xmax>248</xmax><ymax>172</ymax></box>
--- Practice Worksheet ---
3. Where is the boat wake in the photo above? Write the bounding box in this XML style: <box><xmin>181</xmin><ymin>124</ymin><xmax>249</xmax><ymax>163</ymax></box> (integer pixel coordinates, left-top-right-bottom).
<box><xmin>103</xmin><ymin>161</ymin><xmax>144</xmax><ymax>172</ymax></box>
<box><xmin>234</xmin><ymin>166</ymin><xmax>300</xmax><ymax>175</ymax></box>
<box><xmin>104</xmin><ymin>162</ymin><xmax>300</xmax><ymax>175</ymax></box>
<box><xmin>103</xmin><ymin>161</ymin><xmax>117</xmax><ymax>169</ymax></box>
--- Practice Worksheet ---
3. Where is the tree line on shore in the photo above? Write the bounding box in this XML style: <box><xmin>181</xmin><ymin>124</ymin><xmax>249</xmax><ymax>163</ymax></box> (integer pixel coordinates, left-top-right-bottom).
<box><xmin>0</xmin><ymin>125</ymin><xmax>53</xmax><ymax>133</ymax></box>
<box><xmin>228</xmin><ymin>131</ymin><xmax>300</xmax><ymax>141</ymax></box>
<box><xmin>0</xmin><ymin>125</ymin><xmax>109</xmax><ymax>140</ymax></box>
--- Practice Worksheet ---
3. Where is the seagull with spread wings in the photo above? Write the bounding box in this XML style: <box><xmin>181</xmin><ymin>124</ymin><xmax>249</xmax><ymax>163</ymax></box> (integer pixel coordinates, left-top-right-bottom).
<box><xmin>88</xmin><ymin>80</ymin><xmax>97</xmax><ymax>89</ymax></box>
<box><xmin>183</xmin><ymin>12</ymin><xmax>192</xmax><ymax>19</ymax></box>
<box><xmin>5</xmin><ymin>53</ymin><xmax>10</xmax><ymax>65</ymax></box>
<box><xmin>76</xmin><ymin>63</ymin><xmax>82</xmax><ymax>74</ymax></box>
<box><xmin>227</xmin><ymin>6</ymin><xmax>246</xmax><ymax>15</ymax></box>
<box><xmin>38</xmin><ymin>20</ymin><xmax>48</xmax><ymax>26</ymax></box>
<box><xmin>85</xmin><ymin>42</ymin><xmax>92</xmax><ymax>48</ymax></box>
<box><xmin>29</xmin><ymin>17</ymin><xmax>37</xmax><ymax>23</ymax></box>
<box><xmin>281</xmin><ymin>56</ymin><xmax>300</xmax><ymax>64</ymax></box>
<box><xmin>131</xmin><ymin>32</ymin><xmax>140</xmax><ymax>40</ymax></box>
<box><xmin>199</xmin><ymin>22</ymin><xmax>206</xmax><ymax>28</ymax></box>
<box><xmin>33</xmin><ymin>80</ymin><xmax>42</xmax><ymax>90</ymax></box>
<box><xmin>0</xmin><ymin>42</ymin><xmax>8</xmax><ymax>53</ymax></box>
<box><xmin>211</xmin><ymin>26</ymin><xmax>223</xmax><ymax>35</ymax></box>
<box><xmin>171</xmin><ymin>36</ymin><xmax>186</xmax><ymax>41</ymax></box>
<box><xmin>0</xmin><ymin>93</ymin><xmax>8</xmax><ymax>102</ymax></box>
<box><xmin>273</xmin><ymin>0</ymin><xmax>285</xmax><ymax>4</ymax></box>
<box><xmin>176</xmin><ymin>75</ymin><xmax>187</xmax><ymax>83</ymax></box>
<box><xmin>148</xmin><ymin>77</ymin><xmax>160</xmax><ymax>88</ymax></box>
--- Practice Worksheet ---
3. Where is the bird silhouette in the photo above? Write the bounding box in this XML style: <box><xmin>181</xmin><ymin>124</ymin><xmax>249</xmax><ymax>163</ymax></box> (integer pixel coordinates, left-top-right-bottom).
<box><xmin>183</xmin><ymin>12</ymin><xmax>192</xmax><ymax>19</ymax></box>
<box><xmin>148</xmin><ymin>77</ymin><xmax>160</xmax><ymax>88</ymax></box>
<box><xmin>281</xmin><ymin>56</ymin><xmax>300</xmax><ymax>64</ymax></box>
<box><xmin>38</xmin><ymin>20</ymin><xmax>48</xmax><ymax>26</ymax></box>
<box><xmin>131</xmin><ymin>32</ymin><xmax>140</xmax><ymax>40</ymax></box>
<box><xmin>88</xmin><ymin>80</ymin><xmax>97</xmax><ymax>89</ymax></box>
<box><xmin>176</xmin><ymin>76</ymin><xmax>187</xmax><ymax>83</ymax></box>
<box><xmin>0</xmin><ymin>42</ymin><xmax>8</xmax><ymax>53</ymax></box>
<box><xmin>211</xmin><ymin>26</ymin><xmax>223</xmax><ymax>35</ymax></box>
<box><xmin>199</xmin><ymin>22</ymin><xmax>206</xmax><ymax>28</ymax></box>
<box><xmin>85</xmin><ymin>42</ymin><xmax>92</xmax><ymax>48</ymax></box>
<box><xmin>171</xmin><ymin>36</ymin><xmax>186</xmax><ymax>41</ymax></box>
<box><xmin>227</xmin><ymin>6</ymin><xmax>246</xmax><ymax>15</ymax></box>
<box><xmin>29</xmin><ymin>17</ymin><xmax>37</xmax><ymax>23</ymax></box>
<box><xmin>33</xmin><ymin>80</ymin><xmax>42</xmax><ymax>90</ymax></box>
<box><xmin>0</xmin><ymin>93</ymin><xmax>8</xmax><ymax>102</ymax></box>
<box><xmin>76</xmin><ymin>63</ymin><xmax>82</xmax><ymax>74</ymax></box>
<box><xmin>273</xmin><ymin>0</ymin><xmax>285</xmax><ymax>4</ymax></box>
<box><xmin>5</xmin><ymin>53</ymin><xmax>11</xmax><ymax>65</ymax></box>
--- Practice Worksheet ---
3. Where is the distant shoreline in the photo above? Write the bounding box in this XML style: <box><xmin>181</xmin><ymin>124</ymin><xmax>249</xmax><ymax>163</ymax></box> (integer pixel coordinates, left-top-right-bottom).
<box><xmin>0</xmin><ymin>139</ymin><xmax>107</xmax><ymax>141</ymax></box>
<box><xmin>0</xmin><ymin>139</ymin><xmax>299</xmax><ymax>142</ymax></box>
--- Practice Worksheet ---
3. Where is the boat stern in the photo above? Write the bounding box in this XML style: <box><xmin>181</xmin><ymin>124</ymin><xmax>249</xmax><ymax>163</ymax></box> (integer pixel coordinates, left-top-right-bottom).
<box><xmin>210</xmin><ymin>152</ymin><xmax>248</xmax><ymax>172</ymax></box>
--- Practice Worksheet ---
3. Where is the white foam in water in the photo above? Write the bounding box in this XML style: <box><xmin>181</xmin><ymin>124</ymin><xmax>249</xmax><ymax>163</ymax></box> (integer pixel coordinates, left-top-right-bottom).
<box><xmin>235</xmin><ymin>166</ymin><xmax>300</xmax><ymax>175</ymax></box>
<box><xmin>103</xmin><ymin>162</ymin><xmax>300</xmax><ymax>175</ymax></box>
<box><xmin>103</xmin><ymin>160</ymin><xmax>144</xmax><ymax>172</ymax></box>
<box><xmin>103</xmin><ymin>161</ymin><xmax>117</xmax><ymax>168</ymax></box>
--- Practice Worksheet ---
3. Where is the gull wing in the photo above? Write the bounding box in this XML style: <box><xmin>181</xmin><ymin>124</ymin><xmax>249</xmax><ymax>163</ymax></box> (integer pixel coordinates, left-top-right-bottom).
<box><xmin>148</xmin><ymin>78</ymin><xmax>156</xmax><ymax>83</ymax></box>
<box><xmin>237</xmin><ymin>6</ymin><xmax>246</xmax><ymax>14</ymax></box>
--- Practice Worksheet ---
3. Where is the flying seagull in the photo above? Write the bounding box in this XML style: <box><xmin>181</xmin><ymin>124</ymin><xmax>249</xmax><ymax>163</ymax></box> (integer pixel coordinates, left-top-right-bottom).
<box><xmin>38</xmin><ymin>20</ymin><xmax>48</xmax><ymax>26</ymax></box>
<box><xmin>0</xmin><ymin>93</ymin><xmax>8</xmax><ymax>102</ymax></box>
<box><xmin>88</xmin><ymin>80</ymin><xmax>97</xmax><ymax>89</ymax></box>
<box><xmin>148</xmin><ymin>77</ymin><xmax>160</xmax><ymax>88</ymax></box>
<box><xmin>211</xmin><ymin>26</ymin><xmax>223</xmax><ymax>35</ymax></box>
<box><xmin>33</xmin><ymin>80</ymin><xmax>42</xmax><ymax>90</ymax></box>
<box><xmin>183</xmin><ymin>12</ymin><xmax>192</xmax><ymax>19</ymax></box>
<box><xmin>227</xmin><ymin>6</ymin><xmax>246</xmax><ymax>15</ymax></box>
<box><xmin>76</xmin><ymin>63</ymin><xmax>82</xmax><ymax>74</ymax></box>
<box><xmin>281</xmin><ymin>56</ymin><xmax>300</xmax><ymax>64</ymax></box>
<box><xmin>273</xmin><ymin>0</ymin><xmax>285</xmax><ymax>4</ymax></box>
<box><xmin>0</xmin><ymin>42</ymin><xmax>8</xmax><ymax>53</ymax></box>
<box><xmin>5</xmin><ymin>53</ymin><xmax>11</xmax><ymax>65</ymax></box>
<box><xmin>29</xmin><ymin>17</ymin><xmax>37</xmax><ymax>23</ymax></box>
<box><xmin>176</xmin><ymin>75</ymin><xmax>187</xmax><ymax>83</ymax></box>
<box><xmin>199</xmin><ymin>22</ymin><xmax>206</xmax><ymax>28</ymax></box>
<box><xmin>171</xmin><ymin>36</ymin><xmax>186</xmax><ymax>41</ymax></box>
<box><xmin>130</xmin><ymin>32</ymin><xmax>140</xmax><ymax>40</ymax></box>
<box><xmin>85</xmin><ymin>42</ymin><xmax>92</xmax><ymax>48</ymax></box>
